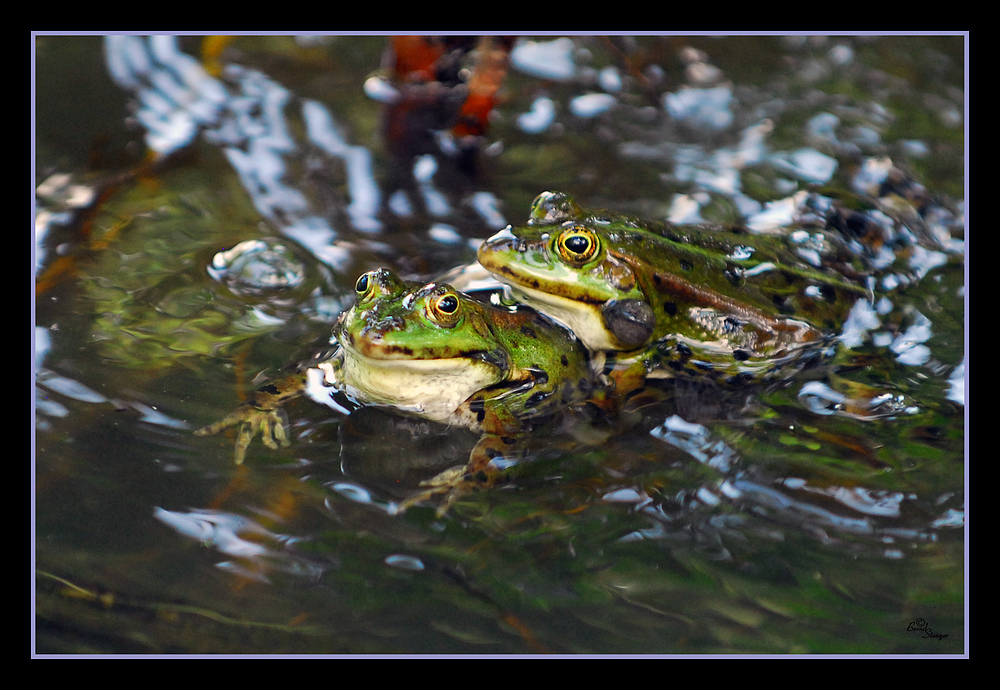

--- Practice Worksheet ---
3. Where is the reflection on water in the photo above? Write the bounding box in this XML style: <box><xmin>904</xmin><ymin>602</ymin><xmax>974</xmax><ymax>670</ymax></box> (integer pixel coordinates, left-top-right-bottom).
<box><xmin>102</xmin><ymin>35</ymin><xmax>509</xmax><ymax>271</ymax></box>
<box><xmin>105</xmin><ymin>35</ymin><xmax>376</xmax><ymax>269</ymax></box>
<box><xmin>647</xmin><ymin>415</ymin><xmax>956</xmax><ymax>560</ymax></box>
<box><xmin>35</xmin><ymin>34</ymin><xmax>965</xmax><ymax>655</ymax></box>
<box><xmin>153</xmin><ymin>507</ymin><xmax>325</xmax><ymax>584</ymax></box>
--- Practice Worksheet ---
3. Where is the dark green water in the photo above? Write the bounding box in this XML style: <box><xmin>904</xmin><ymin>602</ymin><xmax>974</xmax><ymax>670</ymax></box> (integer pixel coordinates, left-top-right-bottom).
<box><xmin>34</xmin><ymin>34</ymin><xmax>965</xmax><ymax>656</ymax></box>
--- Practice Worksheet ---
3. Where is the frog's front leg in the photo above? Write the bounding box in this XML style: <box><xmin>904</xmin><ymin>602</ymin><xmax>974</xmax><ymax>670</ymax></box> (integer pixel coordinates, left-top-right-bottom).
<box><xmin>394</xmin><ymin>434</ymin><xmax>524</xmax><ymax>516</ymax></box>
<box><xmin>584</xmin><ymin>349</ymin><xmax>655</xmax><ymax>412</ymax></box>
<box><xmin>194</xmin><ymin>372</ymin><xmax>307</xmax><ymax>464</ymax></box>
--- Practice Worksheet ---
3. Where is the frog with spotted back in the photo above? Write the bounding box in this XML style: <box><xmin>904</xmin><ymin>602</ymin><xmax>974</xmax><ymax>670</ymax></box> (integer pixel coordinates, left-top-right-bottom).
<box><xmin>197</xmin><ymin>267</ymin><xmax>594</xmax><ymax>513</ymax></box>
<box><xmin>477</xmin><ymin>191</ymin><xmax>870</xmax><ymax>395</ymax></box>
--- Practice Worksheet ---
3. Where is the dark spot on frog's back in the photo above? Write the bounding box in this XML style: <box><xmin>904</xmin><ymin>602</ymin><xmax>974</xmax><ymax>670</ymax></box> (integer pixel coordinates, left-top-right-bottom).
<box><xmin>560</xmin><ymin>354</ymin><xmax>569</xmax><ymax>367</ymax></box>
<box><xmin>520</xmin><ymin>325</ymin><xmax>538</xmax><ymax>339</ymax></box>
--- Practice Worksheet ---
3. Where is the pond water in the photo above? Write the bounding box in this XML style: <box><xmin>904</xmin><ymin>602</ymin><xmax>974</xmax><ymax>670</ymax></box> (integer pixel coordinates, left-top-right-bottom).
<box><xmin>34</xmin><ymin>34</ymin><xmax>966</xmax><ymax>656</ymax></box>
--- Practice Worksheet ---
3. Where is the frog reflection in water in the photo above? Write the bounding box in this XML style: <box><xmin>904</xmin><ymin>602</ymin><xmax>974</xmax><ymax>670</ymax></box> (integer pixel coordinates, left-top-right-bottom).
<box><xmin>477</xmin><ymin>191</ymin><xmax>869</xmax><ymax>397</ymax></box>
<box><xmin>197</xmin><ymin>268</ymin><xmax>593</xmax><ymax>513</ymax></box>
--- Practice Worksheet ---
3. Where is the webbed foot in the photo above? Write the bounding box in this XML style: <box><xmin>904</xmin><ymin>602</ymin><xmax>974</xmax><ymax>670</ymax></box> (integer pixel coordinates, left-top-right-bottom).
<box><xmin>195</xmin><ymin>405</ymin><xmax>290</xmax><ymax>464</ymax></box>
<box><xmin>194</xmin><ymin>373</ymin><xmax>306</xmax><ymax>464</ymax></box>
<box><xmin>394</xmin><ymin>466</ymin><xmax>477</xmax><ymax>517</ymax></box>
<box><xmin>392</xmin><ymin>433</ymin><xmax>521</xmax><ymax>516</ymax></box>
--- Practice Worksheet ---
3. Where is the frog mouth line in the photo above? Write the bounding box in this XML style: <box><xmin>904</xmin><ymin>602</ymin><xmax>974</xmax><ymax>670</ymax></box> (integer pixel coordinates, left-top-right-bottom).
<box><xmin>509</xmin><ymin>282</ymin><xmax>604</xmax><ymax>311</ymax></box>
<box><xmin>479</xmin><ymin>257</ymin><xmax>609</xmax><ymax>307</ymax></box>
<box><xmin>338</xmin><ymin>341</ymin><xmax>494</xmax><ymax>369</ymax></box>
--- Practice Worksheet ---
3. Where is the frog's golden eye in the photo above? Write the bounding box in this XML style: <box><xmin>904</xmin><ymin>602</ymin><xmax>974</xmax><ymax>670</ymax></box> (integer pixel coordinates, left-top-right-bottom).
<box><xmin>556</xmin><ymin>225</ymin><xmax>599</xmax><ymax>265</ymax></box>
<box><xmin>355</xmin><ymin>271</ymin><xmax>373</xmax><ymax>295</ymax></box>
<box><xmin>428</xmin><ymin>291</ymin><xmax>461</xmax><ymax>326</ymax></box>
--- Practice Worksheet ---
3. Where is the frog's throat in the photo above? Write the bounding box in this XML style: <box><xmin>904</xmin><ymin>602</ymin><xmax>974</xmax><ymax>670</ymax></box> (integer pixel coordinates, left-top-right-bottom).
<box><xmin>509</xmin><ymin>283</ymin><xmax>623</xmax><ymax>352</ymax></box>
<box><xmin>336</xmin><ymin>346</ymin><xmax>503</xmax><ymax>424</ymax></box>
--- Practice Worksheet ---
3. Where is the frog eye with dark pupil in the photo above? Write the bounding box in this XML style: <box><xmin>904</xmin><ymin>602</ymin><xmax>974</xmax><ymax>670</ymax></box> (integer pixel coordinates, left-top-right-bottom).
<box><xmin>429</xmin><ymin>291</ymin><xmax>461</xmax><ymax>325</ymax></box>
<box><xmin>557</xmin><ymin>226</ymin><xmax>598</xmax><ymax>264</ymax></box>
<box><xmin>436</xmin><ymin>295</ymin><xmax>459</xmax><ymax>313</ymax></box>
<box><xmin>355</xmin><ymin>272</ymin><xmax>371</xmax><ymax>294</ymax></box>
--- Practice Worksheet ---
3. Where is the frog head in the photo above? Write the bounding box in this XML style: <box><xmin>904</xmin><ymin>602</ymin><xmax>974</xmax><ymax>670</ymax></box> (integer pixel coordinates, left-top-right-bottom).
<box><xmin>477</xmin><ymin>191</ymin><xmax>656</xmax><ymax>352</ymax></box>
<box><xmin>332</xmin><ymin>268</ymin><xmax>513</xmax><ymax>422</ymax></box>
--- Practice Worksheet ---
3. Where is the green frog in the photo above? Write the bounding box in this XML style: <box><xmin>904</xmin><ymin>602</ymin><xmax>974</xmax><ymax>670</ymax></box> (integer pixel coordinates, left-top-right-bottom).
<box><xmin>197</xmin><ymin>267</ymin><xmax>594</xmax><ymax>513</ymax></box>
<box><xmin>477</xmin><ymin>191</ymin><xmax>869</xmax><ymax>394</ymax></box>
